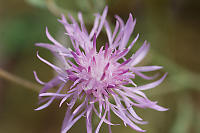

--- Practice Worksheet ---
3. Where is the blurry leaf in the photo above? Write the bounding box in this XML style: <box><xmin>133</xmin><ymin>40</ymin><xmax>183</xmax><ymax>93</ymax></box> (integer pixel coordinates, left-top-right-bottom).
<box><xmin>0</xmin><ymin>18</ymin><xmax>36</xmax><ymax>55</ymax></box>
<box><xmin>0</xmin><ymin>11</ymin><xmax>59</xmax><ymax>56</ymax></box>
<box><xmin>170</xmin><ymin>96</ymin><xmax>194</xmax><ymax>133</ymax></box>
<box><xmin>56</xmin><ymin>0</ymin><xmax>105</xmax><ymax>13</ymax></box>
<box><xmin>150</xmin><ymin>50</ymin><xmax>200</xmax><ymax>94</ymax></box>
<box><xmin>46</xmin><ymin>0</ymin><xmax>105</xmax><ymax>23</ymax></box>
<box><xmin>26</xmin><ymin>0</ymin><xmax>46</xmax><ymax>8</ymax></box>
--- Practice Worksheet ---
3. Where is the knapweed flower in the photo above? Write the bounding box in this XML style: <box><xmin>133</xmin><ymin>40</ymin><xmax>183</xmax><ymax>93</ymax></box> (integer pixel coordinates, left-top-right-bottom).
<box><xmin>34</xmin><ymin>6</ymin><xmax>167</xmax><ymax>133</ymax></box>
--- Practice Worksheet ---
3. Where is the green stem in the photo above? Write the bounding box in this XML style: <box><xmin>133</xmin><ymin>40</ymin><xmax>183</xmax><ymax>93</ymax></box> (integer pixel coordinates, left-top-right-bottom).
<box><xmin>0</xmin><ymin>68</ymin><xmax>41</xmax><ymax>92</ymax></box>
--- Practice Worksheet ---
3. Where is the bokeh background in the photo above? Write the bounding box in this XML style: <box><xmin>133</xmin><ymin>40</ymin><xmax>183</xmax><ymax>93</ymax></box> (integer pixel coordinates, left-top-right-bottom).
<box><xmin>0</xmin><ymin>0</ymin><xmax>200</xmax><ymax>133</ymax></box>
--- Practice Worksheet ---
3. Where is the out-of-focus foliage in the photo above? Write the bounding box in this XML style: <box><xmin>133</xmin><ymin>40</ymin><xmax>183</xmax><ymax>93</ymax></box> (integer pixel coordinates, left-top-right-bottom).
<box><xmin>55</xmin><ymin>0</ymin><xmax>105</xmax><ymax>13</ymax></box>
<box><xmin>0</xmin><ymin>0</ymin><xmax>200</xmax><ymax>133</ymax></box>
<box><xmin>44</xmin><ymin>0</ymin><xmax>105</xmax><ymax>23</ymax></box>
<box><xmin>26</xmin><ymin>0</ymin><xmax>46</xmax><ymax>8</ymax></box>
<box><xmin>170</xmin><ymin>96</ymin><xmax>194</xmax><ymax>133</ymax></box>
<box><xmin>1</xmin><ymin>16</ymin><xmax>44</xmax><ymax>55</ymax></box>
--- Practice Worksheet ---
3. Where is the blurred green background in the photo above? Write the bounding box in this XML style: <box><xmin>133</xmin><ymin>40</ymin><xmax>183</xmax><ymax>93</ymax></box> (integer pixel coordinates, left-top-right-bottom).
<box><xmin>0</xmin><ymin>0</ymin><xmax>200</xmax><ymax>133</ymax></box>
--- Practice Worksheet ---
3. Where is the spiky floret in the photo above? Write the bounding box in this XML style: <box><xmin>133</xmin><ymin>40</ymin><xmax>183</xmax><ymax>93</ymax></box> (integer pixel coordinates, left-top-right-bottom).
<box><xmin>34</xmin><ymin>6</ymin><xmax>167</xmax><ymax>133</ymax></box>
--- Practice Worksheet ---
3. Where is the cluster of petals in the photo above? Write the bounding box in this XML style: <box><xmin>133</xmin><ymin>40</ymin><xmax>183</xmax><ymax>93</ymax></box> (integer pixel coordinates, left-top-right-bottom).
<box><xmin>34</xmin><ymin>6</ymin><xmax>168</xmax><ymax>133</ymax></box>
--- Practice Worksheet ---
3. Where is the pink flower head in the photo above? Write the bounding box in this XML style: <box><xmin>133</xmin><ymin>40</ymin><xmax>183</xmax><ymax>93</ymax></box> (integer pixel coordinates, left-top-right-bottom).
<box><xmin>34</xmin><ymin>6</ymin><xmax>167</xmax><ymax>133</ymax></box>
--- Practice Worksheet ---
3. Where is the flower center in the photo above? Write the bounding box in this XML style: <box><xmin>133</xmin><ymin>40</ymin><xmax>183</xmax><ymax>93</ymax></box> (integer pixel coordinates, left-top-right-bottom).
<box><xmin>68</xmin><ymin>46</ymin><xmax>131</xmax><ymax>99</ymax></box>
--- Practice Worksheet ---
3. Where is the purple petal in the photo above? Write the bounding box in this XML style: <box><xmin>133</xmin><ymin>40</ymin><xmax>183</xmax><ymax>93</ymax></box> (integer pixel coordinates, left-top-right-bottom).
<box><xmin>123</xmin><ymin>97</ymin><xmax>143</xmax><ymax>121</ymax></box>
<box><xmin>110</xmin><ymin>105</ymin><xmax>146</xmax><ymax>132</ymax></box>
<box><xmin>39</xmin><ymin>76</ymin><xmax>62</xmax><ymax>94</ymax></box>
<box><xmin>39</xmin><ymin>93</ymin><xmax>66</xmax><ymax>97</ymax></box>
<box><xmin>61</xmin><ymin>107</ymin><xmax>72</xmax><ymax>132</ymax></box>
<box><xmin>35</xmin><ymin>43</ymin><xmax>72</xmax><ymax>57</ymax></box>
<box><xmin>78</xmin><ymin>12</ymin><xmax>88</xmax><ymax>35</ymax></box>
<box><xmin>89</xmin><ymin>14</ymin><xmax>100</xmax><ymax>39</ymax></box>
<box><xmin>59</xmin><ymin>94</ymin><xmax>73</xmax><ymax>107</ymax></box>
<box><xmin>37</xmin><ymin>51</ymin><xmax>62</xmax><ymax>73</ymax></box>
<box><xmin>73</xmin><ymin>101</ymin><xmax>86</xmax><ymax>115</ymax></box>
<box><xmin>62</xmin><ymin>110</ymin><xmax>86</xmax><ymax>133</ymax></box>
<box><xmin>127</xmin><ymin>33</ymin><xmax>139</xmax><ymax>50</ymax></box>
<box><xmin>111</xmin><ymin>20</ymin><xmax>119</xmax><ymax>44</ymax></box>
<box><xmin>46</xmin><ymin>27</ymin><xmax>62</xmax><ymax>47</ymax></box>
<box><xmin>86</xmin><ymin>105</ymin><xmax>93</xmax><ymax>133</ymax></box>
<box><xmin>68</xmin><ymin>13</ymin><xmax>78</xmax><ymax>25</ymax></box>
<box><xmin>150</xmin><ymin>103</ymin><xmax>168</xmax><ymax>111</ymax></box>
<box><xmin>115</xmin><ymin>15</ymin><xmax>125</xmax><ymax>28</ymax></box>
<box><xmin>92</xmin><ymin>104</ymin><xmax>119</xmax><ymax>126</ymax></box>
<box><xmin>35</xmin><ymin>83</ymin><xmax>65</xmax><ymax>110</ymax></box>
<box><xmin>33</xmin><ymin>71</ymin><xmax>45</xmax><ymax>85</ymax></box>
<box><xmin>119</xmin><ymin>14</ymin><xmax>136</xmax><ymax>50</ymax></box>
<box><xmin>104</xmin><ymin>20</ymin><xmax>112</xmax><ymax>45</ymax></box>
<box><xmin>95</xmin><ymin>99</ymin><xmax>109</xmax><ymax>133</ymax></box>
<box><xmin>133</xmin><ymin>66</ymin><xmax>163</xmax><ymax>72</ymax></box>
<box><xmin>96</xmin><ymin>6</ymin><xmax>108</xmax><ymax>37</ymax></box>
<box><xmin>134</xmin><ymin>73</ymin><xmax>167</xmax><ymax>91</ymax></box>
<box><xmin>107</xmin><ymin>109</ymin><xmax>112</xmax><ymax>133</ymax></box>
<box><xmin>130</xmin><ymin>41</ymin><xmax>150</xmax><ymax>66</ymax></box>
<box><xmin>134</xmin><ymin>71</ymin><xmax>159</xmax><ymax>80</ymax></box>
<box><xmin>68</xmin><ymin>92</ymin><xmax>79</xmax><ymax>109</ymax></box>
